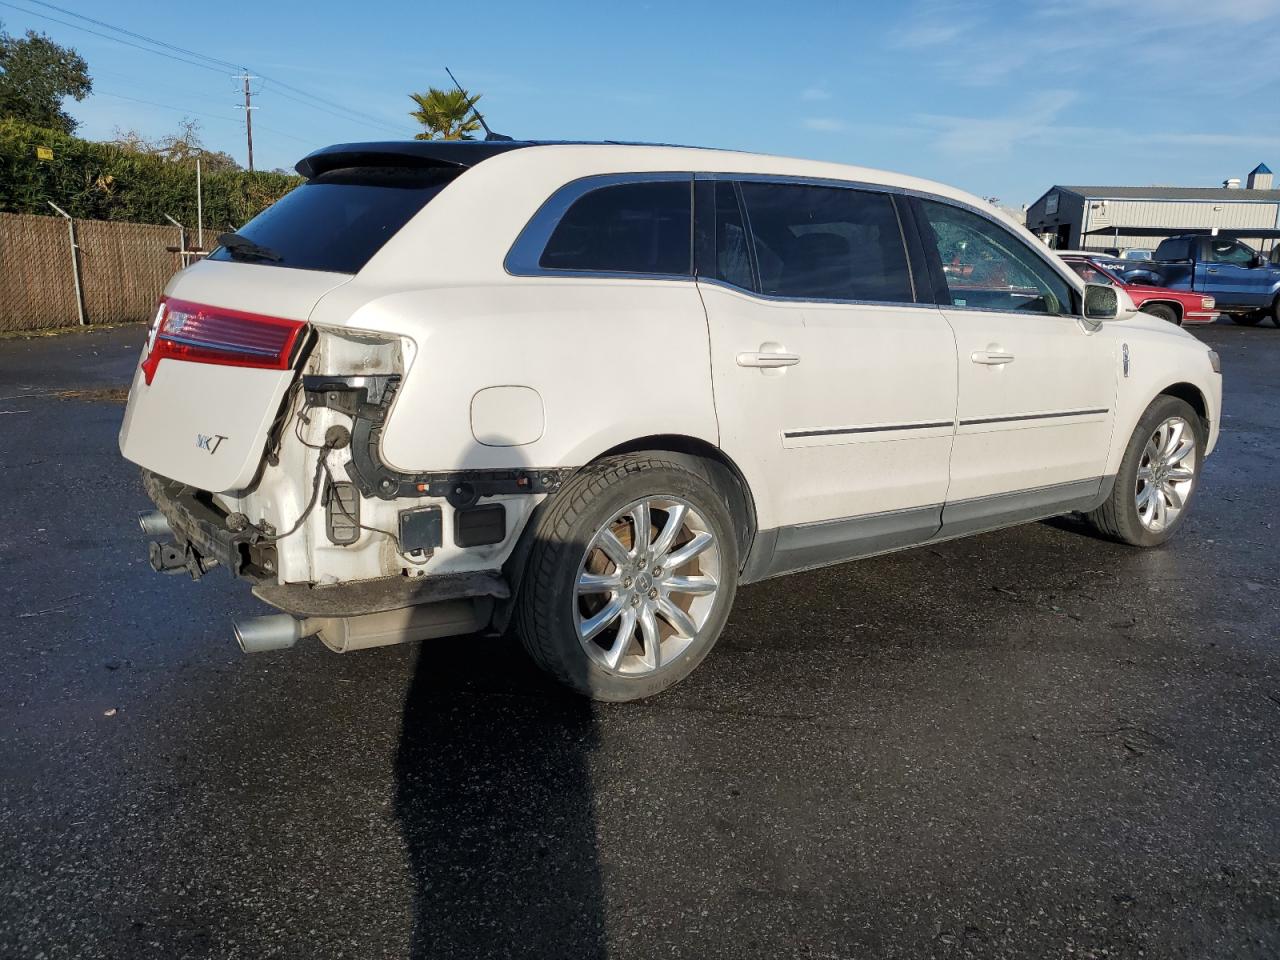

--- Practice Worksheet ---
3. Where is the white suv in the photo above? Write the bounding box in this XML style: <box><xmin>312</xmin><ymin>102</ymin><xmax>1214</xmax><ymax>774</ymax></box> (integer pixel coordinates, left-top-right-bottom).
<box><xmin>120</xmin><ymin>142</ymin><xmax>1222</xmax><ymax>700</ymax></box>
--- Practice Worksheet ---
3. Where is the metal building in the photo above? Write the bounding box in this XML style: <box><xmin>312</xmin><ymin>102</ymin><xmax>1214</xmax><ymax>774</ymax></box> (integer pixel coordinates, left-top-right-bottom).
<box><xmin>1025</xmin><ymin>163</ymin><xmax>1280</xmax><ymax>254</ymax></box>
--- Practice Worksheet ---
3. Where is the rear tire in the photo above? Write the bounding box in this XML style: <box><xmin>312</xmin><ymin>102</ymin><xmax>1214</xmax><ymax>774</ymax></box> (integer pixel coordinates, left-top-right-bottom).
<box><xmin>1085</xmin><ymin>395</ymin><xmax>1204</xmax><ymax>547</ymax></box>
<box><xmin>1140</xmin><ymin>303</ymin><xmax>1180</xmax><ymax>325</ymax></box>
<box><xmin>515</xmin><ymin>454</ymin><xmax>739</xmax><ymax>701</ymax></box>
<box><xmin>1272</xmin><ymin>297</ymin><xmax>1280</xmax><ymax>328</ymax></box>
<box><xmin>1231</xmin><ymin>312</ymin><xmax>1265</xmax><ymax>326</ymax></box>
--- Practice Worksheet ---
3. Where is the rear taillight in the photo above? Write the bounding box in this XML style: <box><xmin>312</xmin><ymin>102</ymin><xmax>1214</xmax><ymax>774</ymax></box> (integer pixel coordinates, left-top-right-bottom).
<box><xmin>141</xmin><ymin>297</ymin><xmax>307</xmax><ymax>385</ymax></box>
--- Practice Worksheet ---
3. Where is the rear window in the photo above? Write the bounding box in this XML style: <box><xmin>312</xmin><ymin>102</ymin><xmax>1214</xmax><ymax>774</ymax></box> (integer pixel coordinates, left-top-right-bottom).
<box><xmin>209</xmin><ymin>166</ymin><xmax>457</xmax><ymax>274</ymax></box>
<box><xmin>1154</xmin><ymin>238</ymin><xmax>1191</xmax><ymax>261</ymax></box>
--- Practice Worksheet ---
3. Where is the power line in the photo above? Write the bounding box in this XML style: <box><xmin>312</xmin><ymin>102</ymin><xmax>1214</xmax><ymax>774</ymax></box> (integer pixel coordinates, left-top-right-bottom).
<box><xmin>0</xmin><ymin>0</ymin><xmax>229</xmax><ymax>75</ymax></box>
<box><xmin>2</xmin><ymin>0</ymin><xmax>403</xmax><ymax>136</ymax></box>
<box><xmin>257</xmin><ymin>81</ymin><xmax>402</xmax><ymax>136</ymax></box>
<box><xmin>17</xmin><ymin>0</ymin><xmax>244</xmax><ymax>71</ymax></box>
<box><xmin>95</xmin><ymin>90</ymin><xmax>316</xmax><ymax>147</ymax></box>
<box><xmin>94</xmin><ymin>90</ymin><xmax>240</xmax><ymax>124</ymax></box>
<box><xmin>253</xmin><ymin>73</ymin><xmax>402</xmax><ymax>132</ymax></box>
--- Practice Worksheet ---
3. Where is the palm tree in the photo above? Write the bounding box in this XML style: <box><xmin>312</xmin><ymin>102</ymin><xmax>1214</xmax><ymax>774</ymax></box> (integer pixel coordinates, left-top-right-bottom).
<box><xmin>409</xmin><ymin>87</ymin><xmax>482</xmax><ymax>141</ymax></box>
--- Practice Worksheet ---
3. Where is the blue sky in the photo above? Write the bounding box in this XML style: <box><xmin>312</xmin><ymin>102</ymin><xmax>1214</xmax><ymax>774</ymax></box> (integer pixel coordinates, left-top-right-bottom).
<box><xmin>4</xmin><ymin>0</ymin><xmax>1280</xmax><ymax>205</ymax></box>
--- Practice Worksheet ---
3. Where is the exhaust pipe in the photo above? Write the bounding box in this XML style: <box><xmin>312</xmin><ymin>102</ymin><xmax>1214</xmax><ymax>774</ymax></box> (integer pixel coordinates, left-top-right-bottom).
<box><xmin>138</xmin><ymin>510</ymin><xmax>172</xmax><ymax>538</ymax></box>
<box><xmin>233</xmin><ymin>613</ymin><xmax>304</xmax><ymax>653</ymax></box>
<box><xmin>233</xmin><ymin>600</ymin><xmax>486</xmax><ymax>655</ymax></box>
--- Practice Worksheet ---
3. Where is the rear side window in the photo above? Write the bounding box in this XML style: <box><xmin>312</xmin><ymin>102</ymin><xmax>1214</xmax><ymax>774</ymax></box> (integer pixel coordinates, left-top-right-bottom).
<box><xmin>208</xmin><ymin>166</ymin><xmax>457</xmax><ymax>274</ymax></box>
<box><xmin>736</xmin><ymin>182</ymin><xmax>913</xmax><ymax>302</ymax></box>
<box><xmin>538</xmin><ymin>180</ymin><xmax>692</xmax><ymax>275</ymax></box>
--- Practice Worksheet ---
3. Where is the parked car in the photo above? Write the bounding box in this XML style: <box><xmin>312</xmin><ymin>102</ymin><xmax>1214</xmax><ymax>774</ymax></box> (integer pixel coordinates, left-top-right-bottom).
<box><xmin>120</xmin><ymin>141</ymin><xmax>1223</xmax><ymax>701</ymax></box>
<box><xmin>1058</xmin><ymin>254</ymin><xmax>1218</xmax><ymax>325</ymax></box>
<box><xmin>1120</xmin><ymin>234</ymin><xmax>1280</xmax><ymax>327</ymax></box>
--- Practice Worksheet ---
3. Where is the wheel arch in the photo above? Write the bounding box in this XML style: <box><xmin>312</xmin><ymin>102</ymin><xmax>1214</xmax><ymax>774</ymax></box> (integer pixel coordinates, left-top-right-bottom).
<box><xmin>1158</xmin><ymin>381</ymin><xmax>1208</xmax><ymax>430</ymax></box>
<box><xmin>1140</xmin><ymin>299</ymin><xmax>1183</xmax><ymax>321</ymax></box>
<box><xmin>492</xmin><ymin>434</ymin><xmax>761</xmax><ymax>634</ymax></box>
<box><xmin>594</xmin><ymin>434</ymin><xmax>759</xmax><ymax>568</ymax></box>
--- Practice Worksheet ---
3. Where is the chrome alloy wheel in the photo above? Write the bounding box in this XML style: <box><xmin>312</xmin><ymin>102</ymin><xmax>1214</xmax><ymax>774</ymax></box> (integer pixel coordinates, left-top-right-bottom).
<box><xmin>1135</xmin><ymin>415</ymin><xmax>1197</xmax><ymax>533</ymax></box>
<box><xmin>574</xmin><ymin>496</ymin><xmax>722</xmax><ymax>676</ymax></box>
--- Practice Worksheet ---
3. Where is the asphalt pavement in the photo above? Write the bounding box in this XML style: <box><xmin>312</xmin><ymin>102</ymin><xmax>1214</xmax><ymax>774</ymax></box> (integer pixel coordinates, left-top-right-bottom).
<box><xmin>1</xmin><ymin>319</ymin><xmax>1277</xmax><ymax>960</ymax></box>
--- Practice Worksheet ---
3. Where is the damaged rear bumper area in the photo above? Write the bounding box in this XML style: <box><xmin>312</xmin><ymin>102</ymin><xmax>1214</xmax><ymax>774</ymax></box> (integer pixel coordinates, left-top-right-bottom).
<box><xmin>139</xmin><ymin>469</ymin><xmax>509</xmax><ymax>622</ymax></box>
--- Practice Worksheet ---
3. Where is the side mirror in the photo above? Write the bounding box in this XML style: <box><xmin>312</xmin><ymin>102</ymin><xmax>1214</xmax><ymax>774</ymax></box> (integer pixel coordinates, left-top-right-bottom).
<box><xmin>1083</xmin><ymin>283</ymin><xmax>1138</xmax><ymax>321</ymax></box>
<box><xmin>1251</xmin><ymin>253</ymin><xmax>1266</xmax><ymax>268</ymax></box>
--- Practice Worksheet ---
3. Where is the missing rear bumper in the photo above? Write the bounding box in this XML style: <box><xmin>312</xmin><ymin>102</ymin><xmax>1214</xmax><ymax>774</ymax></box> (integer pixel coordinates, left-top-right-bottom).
<box><xmin>141</xmin><ymin>469</ymin><xmax>276</xmax><ymax>580</ymax></box>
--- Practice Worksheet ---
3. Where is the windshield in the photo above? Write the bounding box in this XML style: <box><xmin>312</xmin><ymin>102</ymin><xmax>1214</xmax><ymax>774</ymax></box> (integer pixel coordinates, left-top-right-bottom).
<box><xmin>208</xmin><ymin>165</ymin><xmax>459</xmax><ymax>274</ymax></box>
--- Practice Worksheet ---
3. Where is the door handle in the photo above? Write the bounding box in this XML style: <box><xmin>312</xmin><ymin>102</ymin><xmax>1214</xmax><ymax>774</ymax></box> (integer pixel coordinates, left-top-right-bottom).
<box><xmin>971</xmin><ymin>350</ymin><xmax>1015</xmax><ymax>365</ymax></box>
<box><xmin>737</xmin><ymin>343</ymin><xmax>800</xmax><ymax>368</ymax></box>
<box><xmin>1206</xmin><ymin>268</ymin><xmax>1220</xmax><ymax>274</ymax></box>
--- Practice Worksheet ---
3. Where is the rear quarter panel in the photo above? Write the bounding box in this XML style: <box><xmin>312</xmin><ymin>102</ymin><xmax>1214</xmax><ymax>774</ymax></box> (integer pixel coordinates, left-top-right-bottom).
<box><xmin>310</xmin><ymin>279</ymin><xmax>720</xmax><ymax>477</ymax></box>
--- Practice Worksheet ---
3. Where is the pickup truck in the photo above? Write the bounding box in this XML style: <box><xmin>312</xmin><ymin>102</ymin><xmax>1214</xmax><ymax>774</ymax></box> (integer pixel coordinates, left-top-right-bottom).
<box><xmin>1119</xmin><ymin>234</ymin><xmax>1280</xmax><ymax>327</ymax></box>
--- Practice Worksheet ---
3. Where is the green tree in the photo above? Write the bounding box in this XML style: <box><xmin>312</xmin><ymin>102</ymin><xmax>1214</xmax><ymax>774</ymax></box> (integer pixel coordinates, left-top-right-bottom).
<box><xmin>408</xmin><ymin>87</ymin><xmax>481</xmax><ymax>141</ymax></box>
<box><xmin>0</xmin><ymin>22</ymin><xmax>91</xmax><ymax>134</ymax></box>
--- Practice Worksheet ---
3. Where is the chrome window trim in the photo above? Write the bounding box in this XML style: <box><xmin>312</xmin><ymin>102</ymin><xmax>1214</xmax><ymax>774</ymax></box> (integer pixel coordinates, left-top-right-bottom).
<box><xmin>504</xmin><ymin>172</ymin><xmax>694</xmax><ymax>279</ymax></box>
<box><xmin>694</xmin><ymin>275</ymin><xmax>944</xmax><ymax>312</ymax></box>
<box><xmin>503</xmin><ymin>169</ymin><xmax>1083</xmax><ymax>311</ymax></box>
<box><xmin>694</xmin><ymin>173</ymin><xmax>1083</xmax><ymax>308</ymax></box>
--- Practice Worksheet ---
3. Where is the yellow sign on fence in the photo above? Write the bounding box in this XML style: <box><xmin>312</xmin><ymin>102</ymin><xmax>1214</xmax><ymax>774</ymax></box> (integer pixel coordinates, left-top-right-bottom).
<box><xmin>35</xmin><ymin>146</ymin><xmax>54</xmax><ymax>161</ymax></box>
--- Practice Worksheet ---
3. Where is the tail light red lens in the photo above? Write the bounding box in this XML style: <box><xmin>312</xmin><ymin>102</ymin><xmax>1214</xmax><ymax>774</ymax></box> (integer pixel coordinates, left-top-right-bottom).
<box><xmin>141</xmin><ymin>297</ymin><xmax>307</xmax><ymax>385</ymax></box>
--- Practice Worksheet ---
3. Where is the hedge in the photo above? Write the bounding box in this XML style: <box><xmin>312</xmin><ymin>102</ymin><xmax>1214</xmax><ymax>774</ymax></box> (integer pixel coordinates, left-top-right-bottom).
<box><xmin>0</xmin><ymin>118</ymin><xmax>301</xmax><ymax>230</ymax></box>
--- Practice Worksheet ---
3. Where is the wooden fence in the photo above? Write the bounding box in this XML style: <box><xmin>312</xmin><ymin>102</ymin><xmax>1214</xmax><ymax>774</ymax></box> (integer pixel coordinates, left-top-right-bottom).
<box><xmin>0</xmin><ymin>212</ymin><xmax>184</xmax><ymax>332</ymax></box>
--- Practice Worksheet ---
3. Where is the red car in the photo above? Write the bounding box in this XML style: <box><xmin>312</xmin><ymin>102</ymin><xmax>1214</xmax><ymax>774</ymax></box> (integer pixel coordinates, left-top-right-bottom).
<box><xmin>1059</xmin><ymin>254</ymin><xmax>1218</xmax><ymax>325</ymax></box>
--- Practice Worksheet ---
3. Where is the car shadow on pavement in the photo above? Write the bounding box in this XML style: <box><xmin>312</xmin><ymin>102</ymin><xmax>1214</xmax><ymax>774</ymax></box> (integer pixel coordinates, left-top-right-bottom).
<box><xmin>393</xmin><ymin>631</ymin><xmax>606</xmax><ymax>960</ymax></box>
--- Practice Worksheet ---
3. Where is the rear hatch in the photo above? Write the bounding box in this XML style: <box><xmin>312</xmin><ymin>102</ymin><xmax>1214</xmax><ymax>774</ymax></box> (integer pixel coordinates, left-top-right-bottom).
<box><xmin>119</xmin><ymin>163</ymin><xmax>459</xmax><ymax>492</ymax></box>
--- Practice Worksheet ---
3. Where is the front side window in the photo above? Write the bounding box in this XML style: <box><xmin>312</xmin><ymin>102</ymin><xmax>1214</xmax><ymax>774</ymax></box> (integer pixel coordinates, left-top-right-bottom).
<box><xmin>736</xmin><ymin>182</ymin><xmax>913</xmax><ymax>302</ymax></box>
<box><xmin>1207</xmin><ymin>239</ymin><xmax>1255</xmax><ymax>266</ymax></box>
<box><xmin>1066</xmin><ymin>260</ymin><xmax>1115</xmax><ymax>285</ymax></box>
<box><xmin>919</xmin><ymin>199</ymin><xmax>1075</xmax><ymax>315</ymax></box>
<box><xmin>538</xmin><ymin>180</ymin><xmax>691</xmax><ymax>275</ymax></box>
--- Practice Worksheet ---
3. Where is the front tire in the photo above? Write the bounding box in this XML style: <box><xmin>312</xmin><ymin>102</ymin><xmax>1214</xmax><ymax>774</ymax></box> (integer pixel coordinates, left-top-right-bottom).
<box><xmin>516</xmin><ymin>454</ymin><xmax>739</xmax><ymax>701</ymax></box>
<box><xmin>1140</xmin><ymin>303</ymin><xmax>1180</xmax><ymax>325</ymax></box>
<box><xmin>1085</xmin><ymin>395</ymin><xmax>1204</xmax><ymax>547</ymax></box>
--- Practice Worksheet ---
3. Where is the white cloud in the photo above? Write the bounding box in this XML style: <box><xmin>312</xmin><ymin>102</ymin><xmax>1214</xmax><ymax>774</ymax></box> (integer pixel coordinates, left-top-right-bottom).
<box><xmin>894</xmin><ymin>21</ymin><xmax>975</xmax><ymax>47</ymax></box>
<box><xmin>917</xmin><ymin>89</ymin><xmax>1078</xmax><ymax>157</ymax></box>
<box><xmin>802</xmin><ymin>117</ymin><xmax>846</xmax><ymax>133</ymax></box>
<box><xmin>889</xmin><ymin>0</ymin><xmax>982</xmax><ymax>47</ymax></box>
<box><xmin>801</xmin><ymin>86</ymin><xmax>832</xmax><ymax>102</ymax></box>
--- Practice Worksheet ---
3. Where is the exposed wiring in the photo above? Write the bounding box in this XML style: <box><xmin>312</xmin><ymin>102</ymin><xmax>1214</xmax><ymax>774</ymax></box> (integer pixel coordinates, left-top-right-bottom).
<box><xmin>321</xmin><ymin>459</ymin><xmax>400</xmax><ymax>542</ymax></box>
<box><xmin>293</xmin><ymin>401</ymin><xmax>402</xmax><ymax>544</ymax></box>
<box><xmin>255</xmin><ymin>438</ymin><xmax>335</xmax><ymax>543</ymax></box>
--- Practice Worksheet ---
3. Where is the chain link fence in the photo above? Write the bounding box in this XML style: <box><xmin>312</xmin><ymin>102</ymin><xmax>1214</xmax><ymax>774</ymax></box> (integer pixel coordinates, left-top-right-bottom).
<box><xmin>0</xmin><ymin>212</ymin><xmax>184</xmax><ymax>333</ymax></box>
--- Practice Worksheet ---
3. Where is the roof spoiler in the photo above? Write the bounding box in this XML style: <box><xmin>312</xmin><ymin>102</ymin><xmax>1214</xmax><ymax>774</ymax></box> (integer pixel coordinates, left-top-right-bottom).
<box><xmin>295</xmin><ymin>141</ymin><xmax>532</xmax><ymax>179</ymax></box>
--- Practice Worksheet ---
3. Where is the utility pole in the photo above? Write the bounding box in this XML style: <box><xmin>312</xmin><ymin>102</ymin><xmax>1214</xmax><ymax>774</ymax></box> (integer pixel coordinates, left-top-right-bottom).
<box><xmin>235</xmin><ymin>73</ymin><xmax>257</xmax><ymax>171</ymax></box>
